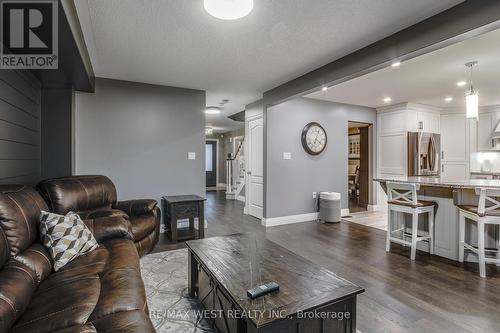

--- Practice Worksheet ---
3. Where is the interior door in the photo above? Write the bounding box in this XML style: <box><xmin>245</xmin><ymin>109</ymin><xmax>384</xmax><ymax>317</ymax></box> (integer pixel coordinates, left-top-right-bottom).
<box><xmin>247</xmin><ymin>117</ymin><xmax>263</xmax><ymax>219</ymax></box>
<box><xmin>205</xmin><ymin>141</ymin><xmax>217</xmax><ymax>187</ymax></box>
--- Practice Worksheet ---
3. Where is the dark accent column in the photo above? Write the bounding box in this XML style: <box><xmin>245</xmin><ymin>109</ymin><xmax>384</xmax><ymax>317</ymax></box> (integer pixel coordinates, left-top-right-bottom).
<box><xmin>41</xmin><ymin>88</ymin><xmax>74</xmax><ymax>179</ymax></box>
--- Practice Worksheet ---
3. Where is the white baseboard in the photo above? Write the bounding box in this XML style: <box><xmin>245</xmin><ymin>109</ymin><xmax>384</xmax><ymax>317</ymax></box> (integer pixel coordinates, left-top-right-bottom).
<box><xmin>236</xmin><ymin>195</ymin><xmax>245</xmax><ymax>202</ymax></box>
<box><xmin>261</xmin><ymin>212</ymin><xmax>319</xmax><ymax>227</ymax></box>
<box><xmin>367</xmin><ymin>204</ymin><xmax>379</xmax><ymax>212</ymax></box>
<box><xmin>243</xmin><ymin>206</ymin><xmax>248</xmax><ymax>214</ymax></box>
<box><xmin>341</xmin><ymin>208</ymin><xmax>350</xmax><ymax>217</ymax></box>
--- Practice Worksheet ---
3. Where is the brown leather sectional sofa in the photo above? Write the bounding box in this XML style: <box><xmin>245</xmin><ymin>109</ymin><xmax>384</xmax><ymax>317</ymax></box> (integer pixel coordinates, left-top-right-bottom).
<box><xmin>0</xmin><ymin>175</ymin><xmax>160</xmax><ymax>333</ymax></box>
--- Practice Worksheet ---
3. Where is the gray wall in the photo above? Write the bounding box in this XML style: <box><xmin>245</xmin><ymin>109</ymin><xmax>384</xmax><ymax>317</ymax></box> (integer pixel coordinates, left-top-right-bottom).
<box><xmin>266</xmin><ymin>97</ymin><xmax>376</xmax><ymax>218</ymax></box>
<box><xmin>75</xmin><ymin>78</ymin><xmax>206</xmax><ymax>202</ymax></box>
<box><xmin>0</xmin><ymin>70</ymin><xmax>42</xmax><ymax>185</ymax></box>
<box><xmin>41</xmin><ymin>88</ymin><xmax>75</xmax><ymax>179</ymax></box>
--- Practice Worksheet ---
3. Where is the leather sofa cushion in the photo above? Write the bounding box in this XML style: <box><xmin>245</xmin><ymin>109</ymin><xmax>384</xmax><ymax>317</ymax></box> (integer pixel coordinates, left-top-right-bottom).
<box><xmin>79</xmin><ymin>208</ymin><xmax>128</xmax><ymax>220</ymax></box>
<box><xmin>10</xmin><ymin>273</ymin><xmax>100</xmax><ymax>333</ymax></box>
<box><xmin>0</xmin><ymin>185</ymin><xmax>48</xmax><ymax>256</ymax></box>
<box><xmin>130</xmin><ymin>215</ymin><xmax>158</xmax><ymax>241</ymax></box>
<box><xmin>52</xmin><ymin>324</ymin><xmax>97</xmax><ymax>333</ymax></box>
<box><xmin>92</xmin><ymin>310</ymin><xmax>155</xmax><ymax>333</ymax></box>
<box><xmin>13</xmin><ymin>244</ymin><xmax>52</xmax><ymax>284</ymax></box>
<box><xmin>37</xmin><ymin>175</ymin><xmax>117</xmax><ymax>215</ymax></box>
<box><xmin>114</xmin><ymin>199</ymin><xmax>157</xmax><ymax>216</ymax></box>
<box><xmin>135</xmin><ymin>224</ymin><xmax>160</xmax><ymax>257</ymax></box>
<box><xmin>10</xmin><ymin>239</ymin><xmax>148</xmax><ymax>333</ymax></box>
<box><xmin>0</xmin><ymin>259</ymin><xmax>37</xmax><ymax>332</ymax></box>
<box><xmin>83</xmin><ymin>216</ymin><xmax>133</xmax><ymax>243</ymax></box>
<box><xmin>0</xmin><ymin>227</ymin><xmax>9</xmax><ymax>267</ymax></box>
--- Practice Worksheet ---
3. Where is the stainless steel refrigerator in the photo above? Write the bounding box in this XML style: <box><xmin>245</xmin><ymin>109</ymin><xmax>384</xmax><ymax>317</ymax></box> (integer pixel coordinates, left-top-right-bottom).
<box><xmin>408</xmin><ymin>132</ymin><xmax>440</xmax><ymax>177</ymax></box>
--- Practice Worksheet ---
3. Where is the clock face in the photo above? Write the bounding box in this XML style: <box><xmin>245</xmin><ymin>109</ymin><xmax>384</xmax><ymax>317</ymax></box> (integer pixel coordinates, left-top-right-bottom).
<box><xmin>301</xmin><ymin>122</ymin><xmax>327</xmax><ymax>155</ymax></box>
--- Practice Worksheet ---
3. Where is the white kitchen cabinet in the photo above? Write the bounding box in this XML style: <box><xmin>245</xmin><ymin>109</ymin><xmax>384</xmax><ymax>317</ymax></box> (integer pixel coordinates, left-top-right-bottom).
<box><xmin>417</xmin><ymin>111</ymin><xmax>440</xmax><ymax>134</ymax></box>
<box><xmin>378</xmin><ymin>103</ymin><xmax>441</xmax><ymax>136</ymax></box>
<box><xmin>440</xmin><ymin>113</ymin><xmax>470</xmax><ymax>180</ymax></box>
<box><xmin>377</xmin><ymin>103</ymin><xmax>441</xmax><ymax>180</ymax></box>
<box><xmin>378</xmin><ymin>133</ymin><xmax>407</xmax><ymax>175</ymax></box>
<box><xmin>440</xmin><ymin>113</ymin><xmax>468</xmax><ymax>162</ymax></box>
<box><xmin>441</xmin><ymin>162</ymin><xmax>469</xmax><ymax>181</ymax></box>
<box><xmin>478</xmin><ymin>112</ymin><xmax>495</xmax><ymax>151</ymax></box>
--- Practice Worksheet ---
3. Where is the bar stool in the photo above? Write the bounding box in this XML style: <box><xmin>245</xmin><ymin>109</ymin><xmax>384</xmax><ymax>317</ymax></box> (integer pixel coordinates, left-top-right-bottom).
<box><xmin>385</xmin><ymin>182</ymin><xmax>436</xmax><ymax>260</ymax></box>
<box><xmin>458</xmin><ymin>187</ymin><xmax>500</xmax><ymax>278</ymax></box>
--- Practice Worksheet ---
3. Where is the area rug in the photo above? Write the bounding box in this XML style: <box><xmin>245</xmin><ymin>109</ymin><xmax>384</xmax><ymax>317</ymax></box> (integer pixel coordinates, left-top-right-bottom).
<box><xmin>140</xmin><ymin>249</ymin><xmax>213</xmax><ymax>332</ymax></box>
<box><xmin>141</xmin><ymin>248</ymin><xmax>362</xmax><ymax>333</ymax></box>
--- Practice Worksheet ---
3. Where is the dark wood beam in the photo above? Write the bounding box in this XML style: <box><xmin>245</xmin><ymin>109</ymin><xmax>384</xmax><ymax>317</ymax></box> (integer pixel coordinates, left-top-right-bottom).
<box><xmin>31</xmin><ymin>0</ymin><xmax>94</xmax><ymax>92</ymax></box>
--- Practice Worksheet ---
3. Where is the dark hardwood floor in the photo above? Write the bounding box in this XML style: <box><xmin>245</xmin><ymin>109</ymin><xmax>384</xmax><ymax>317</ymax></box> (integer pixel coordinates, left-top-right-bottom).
<box><xmin>154</xmin><ymin>191</ymin><xmax>500</xmax><ymax>333</ymax></box>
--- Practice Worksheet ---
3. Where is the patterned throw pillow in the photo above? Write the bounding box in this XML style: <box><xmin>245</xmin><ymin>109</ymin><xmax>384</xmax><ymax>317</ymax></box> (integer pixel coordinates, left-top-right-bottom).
<box><xmin>40</xmin><ymin>211</ymin><xmax>98</xmax><ymax>271</ymax></box>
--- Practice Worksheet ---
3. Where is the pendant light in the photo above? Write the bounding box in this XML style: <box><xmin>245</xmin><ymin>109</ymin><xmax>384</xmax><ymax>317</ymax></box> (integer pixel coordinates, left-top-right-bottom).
<box><xmin>465</xmin><ymin>61</ymin><xmax>479</xmax><ymax>119</ymax></box>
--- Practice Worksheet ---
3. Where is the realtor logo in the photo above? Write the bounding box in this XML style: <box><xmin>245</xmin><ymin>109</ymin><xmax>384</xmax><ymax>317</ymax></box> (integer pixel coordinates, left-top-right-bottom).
<box><xmin>1</xmin><ymin>0</ymin><xmax>58</xmax><ymax>69</ymax></box>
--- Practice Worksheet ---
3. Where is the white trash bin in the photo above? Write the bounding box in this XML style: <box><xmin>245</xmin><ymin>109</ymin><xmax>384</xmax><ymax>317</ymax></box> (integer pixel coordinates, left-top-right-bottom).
<box><xmin>319</xmin><ymin>192</ymin><xmax>341</xmax><ymax>223</ymax></box>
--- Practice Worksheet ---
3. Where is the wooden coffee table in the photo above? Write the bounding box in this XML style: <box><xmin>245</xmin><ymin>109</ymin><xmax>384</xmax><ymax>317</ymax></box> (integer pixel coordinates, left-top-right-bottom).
<box><xmin>186</xmin><ymin>233</ymin><xmax>364</xmax><ymax>333</ymax></box>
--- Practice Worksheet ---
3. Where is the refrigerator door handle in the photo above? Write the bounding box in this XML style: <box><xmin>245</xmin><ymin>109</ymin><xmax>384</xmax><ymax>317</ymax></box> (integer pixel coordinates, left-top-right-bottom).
<box><xmin>417</xmin><ymin>133</ymin><xmax>423</xmax><ymax>174</ymax></box>
<box><xmin>428</xmin><ymin>135</ymin><xmax>437</xmax><ymax>172</ymax></box>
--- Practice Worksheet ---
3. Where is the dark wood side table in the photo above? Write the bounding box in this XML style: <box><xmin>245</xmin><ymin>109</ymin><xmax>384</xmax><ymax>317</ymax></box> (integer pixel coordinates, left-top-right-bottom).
<box><xmin>161</xmin><ymin>195</ymin><xmax>206</xmax><ymax>243</ymax></box>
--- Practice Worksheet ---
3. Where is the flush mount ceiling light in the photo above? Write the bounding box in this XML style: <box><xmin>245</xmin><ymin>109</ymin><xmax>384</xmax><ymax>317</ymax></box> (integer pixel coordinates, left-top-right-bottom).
<box><xmin>383</xmin><ymin>97</ymin><xmax>392</xmax><ymax>103</ymax></box>
<box><xmin>205</xmin><ymin>106</ymin><xmax>222</xmax><ymax>115</ymax></box>
<box><xmin>204</xmin><ymin>0</ymin><xmax>254</xmax><ymax>20</ymax></box>
<box><xmin>465</xmin><ymin>61</ymin><xmax>479</xmax><ymax>119</ymax></box>
<box><xmin>445</xmin><ymin>97</ymin><xmax>453</xmax><ymax>102</ymax></box>
<box><xmin>321</xmin><ymin>86</ymin><xmax>328</xmax><ymax>92</ymax></box>
<box><xmin>456</xmin><ymin>81</ymin><xmax>467</xmax><ymax>87</ymax></box>
<box><xmin>391</xmin><ymin>61</ymin><xmax>401</xmax><ymax>68</ymax></box>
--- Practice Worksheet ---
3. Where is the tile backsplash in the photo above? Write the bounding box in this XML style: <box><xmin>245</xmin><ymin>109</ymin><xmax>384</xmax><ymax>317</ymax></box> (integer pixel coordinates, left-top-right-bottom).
<box><xmin>470</xmin><ymin>152</ymin><xmax>500</xmax><ymax>173</ymax></box>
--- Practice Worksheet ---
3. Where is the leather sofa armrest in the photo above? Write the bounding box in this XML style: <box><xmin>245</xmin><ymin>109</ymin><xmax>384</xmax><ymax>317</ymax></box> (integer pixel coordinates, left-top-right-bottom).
<box><xmin>84</xmin><ymin>216</ymin><xmax>134</xmax><ymax>243</ymax></box>
<box><xmin>114</xmin><ymin>199</ymin><xmax>158</xmax><ymax>217</ymax></box>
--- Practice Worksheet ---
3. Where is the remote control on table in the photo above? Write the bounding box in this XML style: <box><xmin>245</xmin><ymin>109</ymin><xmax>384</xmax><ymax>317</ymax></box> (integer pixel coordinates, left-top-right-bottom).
<box><xmin>247</xmin><ymin>282</ymin><xmax>279</xmax><ymax>299</ymax></box>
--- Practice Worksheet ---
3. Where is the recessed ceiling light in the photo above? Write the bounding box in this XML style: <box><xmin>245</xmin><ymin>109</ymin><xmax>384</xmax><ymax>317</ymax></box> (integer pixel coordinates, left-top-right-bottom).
<box><xmin>456</xmin><ymin>81</ymin><xmax>467</xmax><ymax>87</ymax></box>
<box><xmin>383</xmin><ymin>97</ymin><xmax>392</xmax><ymax>103</ymax></box>
<box><xmin>205</xmin><ymin>107</ymin><xmax>222</xmax><ymax>115</ymax></box>
<box><xmin>321</xmin><ymin>86</ymin><xmax>328</xmax><ymax>91</ymax></box>
<box><xmin>204</xmin><ymin>0</ymin><xmax>253</xmax><ymax>20</ymax></box>
<box><xmin>445</xmin><ymin>97</ymin><xmax>453</xmax><ymax>102</ymax></box>
<box><xmin>391</xmin><ymin>61</ymin><xmax>401</xmax><ymax>68</ymax></box>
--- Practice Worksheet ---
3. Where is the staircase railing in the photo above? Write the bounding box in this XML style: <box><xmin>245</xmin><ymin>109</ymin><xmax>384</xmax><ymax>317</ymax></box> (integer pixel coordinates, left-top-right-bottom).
<box><xmin>226</xmin><ymin>137</ymin><xmax>245</xmax><ymax>199</ymax></box>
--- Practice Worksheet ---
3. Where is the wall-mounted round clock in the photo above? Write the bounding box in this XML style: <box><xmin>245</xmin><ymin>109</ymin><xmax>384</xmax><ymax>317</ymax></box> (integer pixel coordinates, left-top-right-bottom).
<box><xmin>301</xmin><ymin>122</ymin><xmax>327</xmax><ymax>155</ymax></box>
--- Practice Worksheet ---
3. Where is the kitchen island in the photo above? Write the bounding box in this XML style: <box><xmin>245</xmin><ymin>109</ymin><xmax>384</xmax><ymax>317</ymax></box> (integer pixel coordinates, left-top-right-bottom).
<box><xmin>376</xmin><ymin>176</ymin><xmax>500</xmax><ymax>261</ymax></box>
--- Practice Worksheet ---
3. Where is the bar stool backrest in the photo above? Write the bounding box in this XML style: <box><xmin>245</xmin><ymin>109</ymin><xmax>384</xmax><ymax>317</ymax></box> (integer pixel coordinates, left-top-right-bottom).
<box><xmin>475</xmin><ymin>187</ymin><xmax>500</xmax><ymax>216</ymax></box>
<box><xmin>386</xmin><ymin>182</ymin><xmax>419</xmax><ymax>206</ymax></box>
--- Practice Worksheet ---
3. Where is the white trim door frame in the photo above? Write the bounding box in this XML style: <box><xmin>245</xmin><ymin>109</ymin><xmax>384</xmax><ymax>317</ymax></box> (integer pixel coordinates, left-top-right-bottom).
<box><xmin>246</xmin><ymin>115</ymin><xmax>263</xmax><ymax>219</ymax></box>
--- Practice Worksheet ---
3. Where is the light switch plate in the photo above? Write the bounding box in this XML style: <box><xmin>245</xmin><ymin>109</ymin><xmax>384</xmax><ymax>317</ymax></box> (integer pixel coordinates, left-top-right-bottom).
<box><xmin>188</xmin><ymin>152</ymin><xmax>196</xmax><ymax>160</ymax></box>
<box><xmin>283</xmin><ymin>152</ymin><xmax>292</xmax><ymax>160</ymax></box>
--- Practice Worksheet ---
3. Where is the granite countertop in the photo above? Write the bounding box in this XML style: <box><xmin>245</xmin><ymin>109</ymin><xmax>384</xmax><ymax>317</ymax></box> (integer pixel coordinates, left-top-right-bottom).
<box><xmin>375</xmin><ymin>176</ymin><xmax>500</xmax><ymax>189</ymax></box>
<box><xmin>470</xmin><ymin>171</ymin><xmax>500</xmax><ymax>175</ymax></box>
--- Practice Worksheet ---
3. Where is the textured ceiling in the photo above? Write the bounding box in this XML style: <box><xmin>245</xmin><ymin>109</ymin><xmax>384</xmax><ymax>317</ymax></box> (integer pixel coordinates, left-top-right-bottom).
<box><xmin>74</xmin><ymin>0</ymin><xmax>463</xmax><ymax>132</ymax></box>
<box><xmin>307</xmin><ymin>28</ymin><xmax>500</xmax><ymax>109</ymax></box>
